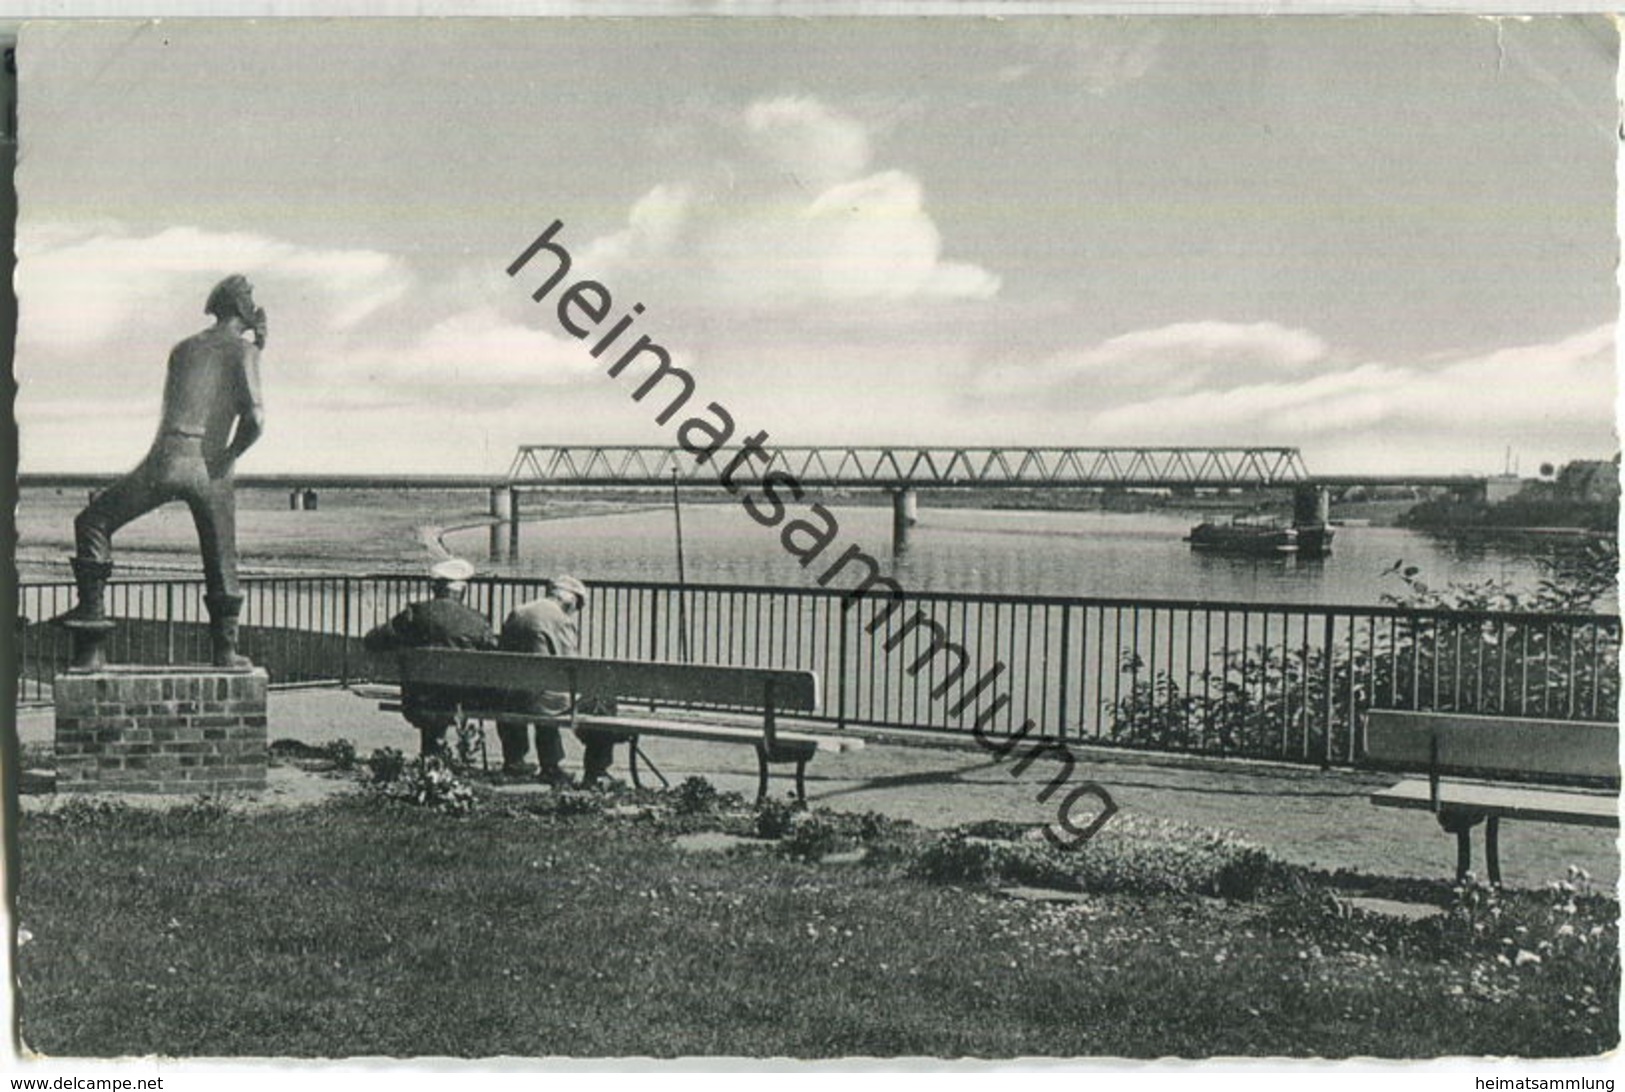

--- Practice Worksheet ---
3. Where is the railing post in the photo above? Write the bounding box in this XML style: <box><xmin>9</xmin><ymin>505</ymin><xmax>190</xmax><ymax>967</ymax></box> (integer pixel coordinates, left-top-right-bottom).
<box><xmin>837</xmin><ymin>600</ymin><xmax>850</xmax><ymax>731</ymax></box>
<box><xmin>1322</xmin><ymin>612</ymin><xmax>1336</xmax><ymax>768</ymax></box>
<box><xmin>340</xmin><ymin>576</ymin><xmax>352</xmax><ymax>687</ymax></box>
<box><xmin>648</xmin><ymin>591</ymin><xmax>660</xmax><ymax>660</ymax></box>
<box><xmin>1057</xmin><ymin>606</ymin><xmax>1072</xmax><ymax>741</ymax></box>
<box><xmin>164</xmin><ymin>584</ymin><xmax>175</xmax><ymax>666</ymax></box>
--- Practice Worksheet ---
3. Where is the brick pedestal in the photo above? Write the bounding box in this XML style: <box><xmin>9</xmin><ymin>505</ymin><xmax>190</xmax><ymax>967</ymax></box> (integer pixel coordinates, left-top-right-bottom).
<box><xmin>54</xmin><ymin>666</ymin><xmax>269</xmax><ymax>794</ymax></box>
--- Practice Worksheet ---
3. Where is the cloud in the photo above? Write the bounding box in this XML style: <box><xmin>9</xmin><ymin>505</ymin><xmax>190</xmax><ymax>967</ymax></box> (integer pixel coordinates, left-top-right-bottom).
<box><xmin>303</xmin><ymin>306</ymin><xmax>606</xmax><ymax>408</ymax></box>
<box><xmin>580</xmin><ymin>96</ymin><xmax>999</xmax><ymax>308</ymax></box>
<box><xmin>1005</xmin><ymin>22</ymin><xmax>1165</xmax><ymax>95</ymax></box>
<box><xmin>1077</xmin><ymin>324</ymin><xmax>1617</xmax><ymax>473</ymax></box>
<box><xmin>701</xmin><ymin>170</ymin><xmax>1000</xmax><ymax>305</ymax></box>
<box><xmin>16</xmin><ymin>222</ymin><xmax>412</xmax><ymax>353</ymax></box>
<box><xmin>580</xmin><ymin>184</ymin><xmax>694</xmax><ymax>273</ymax></box>
<box><xmin>744</xmin><ymin>96</ymin><xmax>872</xmax><ymax>190</ymax></box>
<box><xmin>980</xmin><ymin>320</ymin><xmax>1330</xmax><ymax>396</ymax></box>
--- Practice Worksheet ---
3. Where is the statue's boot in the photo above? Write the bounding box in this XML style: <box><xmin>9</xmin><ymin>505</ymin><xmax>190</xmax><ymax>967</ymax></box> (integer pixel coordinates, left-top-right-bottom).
<box><xmin>205</xmin><ymin>593</ymin><xmax>254</xmax><ymax>670</ymax></box>
<box><xmin>49</xmin><ymin>557</ymin><xmax>114</xmax><ymax>624</ymax></box>
<box><xmin>53</xmin><ymin>558</ymin><xmax>117</xmax><ymax>670</ymax></box>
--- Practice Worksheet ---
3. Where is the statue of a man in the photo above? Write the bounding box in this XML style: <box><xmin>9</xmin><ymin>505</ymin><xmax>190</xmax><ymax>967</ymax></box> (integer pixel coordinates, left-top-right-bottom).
<box><xmin>60</xmin><ymin>274</ymin><xmax>267</xmax><ymax>669</ymax></box>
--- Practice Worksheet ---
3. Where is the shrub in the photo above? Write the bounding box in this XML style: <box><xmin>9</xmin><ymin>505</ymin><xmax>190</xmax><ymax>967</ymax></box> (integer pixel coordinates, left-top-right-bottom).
<box><xmin>910</xmin><ymin>814</ymin><xmax>1285</xmax><ymax>899</ymax></box>
<box><xmin>1107</xmin><ymin>555</ymin><xmax>1620</xmax><ymax>761</ymax></box>
<box><xmin>911</xmin><ymin>832</ymin><xmax>1080</xmax><ymax>890</ymax></box>
<box><xmin>754</xmin><ymin>796</ymin><xmax>801</xmax><ymax>839</ymax></box>
<box><xmin>30</xmin><ymin>796</ymin><xmax>232</xmax><ymax>837</ymax></box>
<box><xmin>778</xmin><ymin>814</ymin><xmax>847</xmax><ymax>862</ymax></box>
<box><xmin>44</xmin><ymin>796</ymin><xmax>133</xmax><ymax>829</ymax></box>
<box><xmin>741</xmin><ymin>802</ymin><xmax>892</xmax><ymax>861</ymax></box>
<box><xmin>452</xmin><ymin>719</ymin><xmax>487</xmax><ymax>768</ymax></box>
<box><xmin>1071</xmin><ymin>815</ymin><xmax>1284</xmax><ymax>898</ymax></box>
<box><xmin>365</xmin><ymin>755</ymin><xmax>476</xmax><ymax>815</ymax></box>
<box><xmin>855</xmin><ymin>811</ymin><xmax>896</xmax><ymax>842</ymax></box>
<box><xmin>1266</xmin><ymin>864</ymin><xmax>1620</xmax><ymax>992</ymax></box>
<box><xmin>323</xmin><ymin>738</ymin><xmax>357</xmax><ymax>771</ymax></box>
<box><xmin>552</xmin><ymin>790</ymin><xmax>607</xmax><ymax>818</ymax></box>
<box><xmin>672</xmin><ymin>776</ymin><xmax>719</xmax><ymax>816</ymax></box>
<box><xmin>360</xmin><ymin>747</ymin><xmax>408</xmax><ymax>786</ymax></box>
<box><xmin>959</xmin><ymin>818</ymin><xmax>1031</xmax><ymax>841</ymax></box>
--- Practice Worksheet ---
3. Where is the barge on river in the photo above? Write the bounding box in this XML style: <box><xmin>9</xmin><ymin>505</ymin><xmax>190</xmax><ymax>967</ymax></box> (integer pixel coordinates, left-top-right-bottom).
<box><xmin>1186</xmin><ymin>515</ymin><xmax>1335</xmax><ymax>558</ymax></box>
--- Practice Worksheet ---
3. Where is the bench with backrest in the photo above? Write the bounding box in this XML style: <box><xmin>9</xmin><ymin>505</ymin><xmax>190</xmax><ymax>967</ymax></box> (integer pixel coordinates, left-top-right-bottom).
<box><xmin>368</xmin><ymin>649</ymin><xmax>862</xmax><ymax>801</ymax></box>
<box><xmin>1362</xmin><ymin>709</ymin><xmax>1618</xmax><ymax>884</ymax></box>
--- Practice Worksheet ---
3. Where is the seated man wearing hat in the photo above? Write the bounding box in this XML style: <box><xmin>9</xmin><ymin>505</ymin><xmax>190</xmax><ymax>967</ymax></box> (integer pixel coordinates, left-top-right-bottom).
<box><xmin>496</xmin><ymin>574</ymin><xmax>618</xmax><ymax>787</ymax></box>
<box><xmin>363</xmin><ymin>557</ymin><xmax>498</xmax><ymax>756</ymax></box>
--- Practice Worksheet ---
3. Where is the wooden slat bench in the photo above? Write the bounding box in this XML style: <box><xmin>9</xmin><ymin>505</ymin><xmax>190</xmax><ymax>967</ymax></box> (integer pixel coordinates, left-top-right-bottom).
<box><xmin>366</xmin><ymin>649</ymin><xmax>863</xmax><ymax>801</ymax></box>
<box><xmin>1363</xmin><ymin>709</ymin><xmax>1619</xmax><ymax>884</ymax></box>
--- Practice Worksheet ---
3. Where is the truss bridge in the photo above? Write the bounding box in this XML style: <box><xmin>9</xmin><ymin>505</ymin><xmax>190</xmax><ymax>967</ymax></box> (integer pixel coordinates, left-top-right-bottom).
<box><xmin>506</xmin><ymin>445</ymin><xmax>1314</xmax><ymax>489</ymax></box>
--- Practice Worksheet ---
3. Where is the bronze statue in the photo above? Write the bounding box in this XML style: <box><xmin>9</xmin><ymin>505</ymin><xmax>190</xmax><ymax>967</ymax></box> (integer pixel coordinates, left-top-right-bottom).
<box><xmin>60</xmin><ymin>274</ymin><xmax>266</xmax><ymax>670</ymax></box>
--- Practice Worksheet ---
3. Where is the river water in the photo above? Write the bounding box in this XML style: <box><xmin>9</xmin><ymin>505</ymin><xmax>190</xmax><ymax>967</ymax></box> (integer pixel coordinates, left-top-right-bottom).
<box><xmin>444</xmin><ymin>502</ymin><xmax>1595</xmax><ymax>609</ymax></box>
<box><xmin>17</xmin><ymin>486</ymin><xmax>1604</xmax><ymax>609</ymax></box>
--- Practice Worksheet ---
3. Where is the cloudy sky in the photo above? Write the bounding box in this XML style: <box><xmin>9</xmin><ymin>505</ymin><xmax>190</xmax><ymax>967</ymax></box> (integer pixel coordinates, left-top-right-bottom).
<box><xmin>14</xmin><ymin>16</ymin><xmax>1619</xmax><ymax>476</ymax></box>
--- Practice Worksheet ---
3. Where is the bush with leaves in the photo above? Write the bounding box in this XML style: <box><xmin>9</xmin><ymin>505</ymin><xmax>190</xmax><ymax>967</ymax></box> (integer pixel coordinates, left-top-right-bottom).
<box><xmin>551</xmin><ymin>790</ymin><xmax>608</xmax><ymax>818</ymax></box>
<box><xmin>1267</xmin><ymin>864</ymin><xmax>1619</xmax><ymax>1013</ymax></box>
<box><xmin>753</xmin><ymin>795</ymin><xmax>801</xmax><ymax>839</ymax></box>
<box><xmin>1109</xmin><ymin>552</ymin><xmax>1619</xmax><ymax>761</ymax></box>
<box><xmin>777</xmin><ymin>813</ymin><xmax>848</xmax><ymax>862</ymax></box>
<box><xmin>743</xmin><ymin>801</ymin><xmax>901</xmax><ymax>861</ymax></box>
<box><xmin>359</xmin><ymin>747</ymin><xmax>408</xmax><ymax>786</ymax></box>
<box><xmin>911</xmin><ymin>814</ymin><xmax>1285</xmax><ymax>898</ymax></box>
<box><xmin>672</xmin><ymin>776</ymin><xmax>720</xmax><ymax>816</ymax></box>
<box><xmin>452</xmin><ymin>719</ymin><xmax>488</xmax><ymax>768</ymax></box>
<box><xmin>362</xmin><ymin>753</ymin><xmax>476</xmax><ymax>814</ymax></box>
<box><xmin>32</xmin><ymin>796</ymin><xmax>233</xmax><ymax>837</ymax></box>
<box><xmin>322</xmin><ymin>738</ymin><xmax>357</xmax><ymax>772</ymax></box>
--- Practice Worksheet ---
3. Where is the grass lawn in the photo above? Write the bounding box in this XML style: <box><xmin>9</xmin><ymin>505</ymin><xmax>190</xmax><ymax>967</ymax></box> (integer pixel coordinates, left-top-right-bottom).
<box><xmin>15</xmin><ymin>773</ymin><xmax>1619</xmax><ymax>1059</ymax></box>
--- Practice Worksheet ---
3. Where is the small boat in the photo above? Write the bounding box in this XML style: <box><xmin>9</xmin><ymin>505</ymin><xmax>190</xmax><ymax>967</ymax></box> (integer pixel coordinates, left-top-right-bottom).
<box><xmin>1186</xmin><ymin>515</ymin><xmax>1298</xmax><ymax>556</ymax></box>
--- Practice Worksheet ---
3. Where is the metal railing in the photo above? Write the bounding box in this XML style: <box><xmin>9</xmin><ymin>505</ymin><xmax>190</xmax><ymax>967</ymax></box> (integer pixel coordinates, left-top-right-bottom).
<box><xmin>17</xmin><ymin>575</ymin><xmax>1619</xmax><ymax>767</ymax></box>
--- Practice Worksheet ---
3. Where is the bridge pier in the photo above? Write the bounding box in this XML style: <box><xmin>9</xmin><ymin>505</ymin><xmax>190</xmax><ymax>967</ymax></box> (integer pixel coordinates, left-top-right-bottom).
<box><xmin>488</xmin><ymin>486</ymin><xmax>512</xmax><ymax>561</ymax></box>
<box><xmin>891</xmin><ymin>487</ymin><xmax>918</xmax><ymax>555</ymax></box>
<box><xmin>1293</xmin><ymin>485</ymin><xmax>1330</xmax><ymax>526</ymax></box>
<box><xmin>288</xmin><ymin>488</ymin><xmax>304</xmax><ymax>511</ymax></box>
<box><xmin>508</xmin><ymin>487</ymin><xmax>522</xmax><ymax>557</ymax></box>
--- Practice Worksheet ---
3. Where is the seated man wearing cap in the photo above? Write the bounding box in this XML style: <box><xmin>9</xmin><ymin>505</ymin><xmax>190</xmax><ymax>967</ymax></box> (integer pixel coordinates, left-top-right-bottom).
<box><xmin>496</xmin><ymin>574</ymin><xmax>618</xmax><ymax>787</ymax></box>
<box><xmin>364</xmin><ymin>557</ymin><xmax>498</xmax><ymax>756</ymax></box>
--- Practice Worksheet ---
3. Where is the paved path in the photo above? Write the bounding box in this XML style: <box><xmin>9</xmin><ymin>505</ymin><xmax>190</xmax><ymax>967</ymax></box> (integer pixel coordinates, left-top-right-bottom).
<box><xmin>14</xmin><ymin>688</ymin><xmax>1618</xmax><ymax>890</ymax></box>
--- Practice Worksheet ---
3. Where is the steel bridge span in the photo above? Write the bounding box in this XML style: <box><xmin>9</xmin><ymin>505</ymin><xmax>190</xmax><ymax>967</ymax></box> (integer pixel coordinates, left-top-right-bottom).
<box><xmin>506</xmin><ymin>444</ymin><xmax>1321</xmax><ymax>489</ymax></box>
<box><xmin>494</xmin><ymin>445</ymin><xmax>1482</xmax><ymax>555</ymax></box>
<box><xmin>21</xmin><ymin>444</ymin><xmax>1488</xmax><ymax>558</ymax></box>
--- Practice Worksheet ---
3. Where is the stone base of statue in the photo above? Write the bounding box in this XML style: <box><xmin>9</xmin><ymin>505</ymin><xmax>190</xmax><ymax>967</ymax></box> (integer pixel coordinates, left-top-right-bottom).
<box><xmin>60</xmin><ymin>617</ymin><xmax>118</xmax><ymax>672</ymax></box>
<box><xmin>54</xmin><ymin>665</ymin><xmax>269</xmax><ymax>794</ymax></box>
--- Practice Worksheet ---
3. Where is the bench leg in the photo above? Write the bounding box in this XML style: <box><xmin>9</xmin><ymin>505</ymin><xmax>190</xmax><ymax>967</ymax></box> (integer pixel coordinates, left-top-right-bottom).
<box><xmin>1437</xmin><ymin>808</ymin><xmax>1484</xmax><ymax>884</ymax></box>
<box><xmin>1454</xmin><ymin>827</ymin><xmax>1472</xmax><ymax>883</ymax></box>
<box><xmin>1485</xmin><ymin>817</ymin><xmax>1502</xmax><ymax>886</ymax></box>
<box><xmin>755</xmin><ymin>746</ymin><xmax>770</xmax><ymax>803</ymax></box>
<box><xmin>627</xmin><ymin>739</ymin><xmax>642</xmax><ymax>791</ymax></box>
<box><xmin>794</xmin><ymin>759</ymin><xmax>807</xmax><ymax>803</ymax></box>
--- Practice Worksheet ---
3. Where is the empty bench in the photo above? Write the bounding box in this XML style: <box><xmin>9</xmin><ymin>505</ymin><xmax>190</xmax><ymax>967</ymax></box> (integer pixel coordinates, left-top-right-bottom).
<box><xmin>371</xmin><ymin>649</ymin><xmax>863</xmax><ymax>801</ymax></box>
<box><xmin>1362</xmin><ymin>709</ymin><xmax>1618</xmax><ymax>884</ymax></box>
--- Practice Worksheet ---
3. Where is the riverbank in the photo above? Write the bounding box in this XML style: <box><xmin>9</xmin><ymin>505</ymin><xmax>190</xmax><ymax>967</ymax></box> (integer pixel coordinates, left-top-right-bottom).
<box><xmin>1400</xmin><ymin>494</ymin><xmax>1618</xmax><ymax>535</ymax></box>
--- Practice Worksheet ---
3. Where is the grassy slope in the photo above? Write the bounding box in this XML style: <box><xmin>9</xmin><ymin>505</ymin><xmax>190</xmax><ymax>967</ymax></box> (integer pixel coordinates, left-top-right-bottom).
<box><xmin>16</xmin><ymin>796</ymin><xmax>1618</xmax><ymax>1060</ymax></box>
